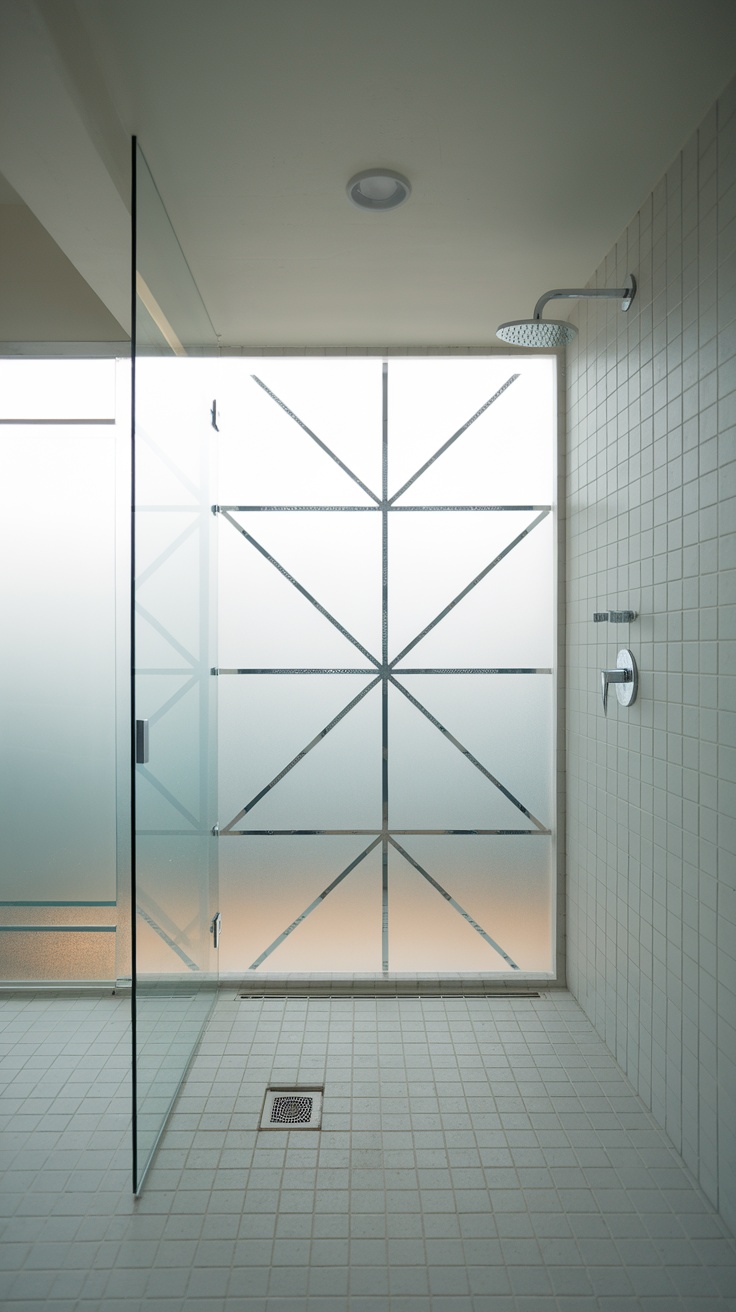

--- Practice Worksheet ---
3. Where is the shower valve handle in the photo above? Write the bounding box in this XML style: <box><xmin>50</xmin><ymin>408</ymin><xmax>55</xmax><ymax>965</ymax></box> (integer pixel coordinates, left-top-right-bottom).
<box><xmin>600</xmin><ymin>650</ymin><xmax>638</xmax><ymax>716</ymax></box>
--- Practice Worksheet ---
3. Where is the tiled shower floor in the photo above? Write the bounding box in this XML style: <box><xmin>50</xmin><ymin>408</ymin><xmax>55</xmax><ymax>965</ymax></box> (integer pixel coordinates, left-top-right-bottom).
<box><xmin>0</xmin><ymin>989</ymin><xmax>735</xmax><ymax>1311</ymax></box>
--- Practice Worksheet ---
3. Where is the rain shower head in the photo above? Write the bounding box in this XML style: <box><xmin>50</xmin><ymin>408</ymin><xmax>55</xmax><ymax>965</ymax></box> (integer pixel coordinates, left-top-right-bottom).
<box><xmin>497</xmin><ymin>275</ymin><xmax>636</xmax><ymax>348</ymax></box>
<box><xmin>497</xmin><ymin>319</ymin><xmax>577</xmax><ymax>348</ymax></box>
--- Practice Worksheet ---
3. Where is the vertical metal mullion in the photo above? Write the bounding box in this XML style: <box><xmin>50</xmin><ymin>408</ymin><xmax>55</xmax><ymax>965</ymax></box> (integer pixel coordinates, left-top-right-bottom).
<box><xmin>381</xmin><ymin>363</ymin><xmax>389</xmax><ymax>973</ymax></box>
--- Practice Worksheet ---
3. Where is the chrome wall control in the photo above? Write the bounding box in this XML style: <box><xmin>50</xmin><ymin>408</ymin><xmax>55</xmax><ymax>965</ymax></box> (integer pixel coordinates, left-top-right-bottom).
<box><xmin>135</xmin><ymin>719</ymin><xmax>149</xmax><ymax>764</ymax></box>
<box><xmin>210</xmin><ymin>912</ymin><xmax>222</xmax><ymax>949</ymax></box>
<box><xmin>600</xmin><ymin>649</ymin><xmax>638</xmax><ymax>716</ymax></box>
<box><xmin>593</xmin><ymin>610</ymin><xmax>637</xmax><ymax>623</ymax></box>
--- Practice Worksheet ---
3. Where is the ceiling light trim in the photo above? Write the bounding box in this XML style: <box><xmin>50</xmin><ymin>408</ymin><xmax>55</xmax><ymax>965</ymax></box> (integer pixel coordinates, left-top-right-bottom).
<box><xmin>346</xmin><ymin>168</ymin><xmax>411</xmax><ymax>211</ymax></box>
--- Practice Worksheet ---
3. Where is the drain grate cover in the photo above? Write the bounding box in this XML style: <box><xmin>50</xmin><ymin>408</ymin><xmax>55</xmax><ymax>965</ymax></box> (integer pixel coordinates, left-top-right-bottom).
<box><xmin>272</xmin><ymin>1095</ymin><xmax>312</xmax><ymax>1124</ymax></box>
<box><xmin>260</xmin><ymin>1087</ymin><xmax>323</xmax><ymax>1130</ymax></box>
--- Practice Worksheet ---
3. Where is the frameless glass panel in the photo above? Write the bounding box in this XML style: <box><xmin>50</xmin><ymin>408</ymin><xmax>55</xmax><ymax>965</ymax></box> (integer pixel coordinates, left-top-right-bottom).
<box><xmin>132</xmin><ymin>143</ymin><xmax>219</xmax><ymax>1192</ymax></box>
<box><xmin>217</xmin><ymin>356</ymin><xmax>555</xmax><ymax>979</ymax></box>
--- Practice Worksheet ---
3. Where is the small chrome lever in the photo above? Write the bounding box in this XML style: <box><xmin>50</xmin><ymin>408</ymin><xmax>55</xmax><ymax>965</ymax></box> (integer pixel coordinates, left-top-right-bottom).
<box><xmin>601</xmin><ymin>649</ymin><xmax>638</xmax><ymax>716</ymax></box>
<box><xmin>210</xmin><ymin>912</ymin><xmax>221</xmax><ymax>949</ymax></box>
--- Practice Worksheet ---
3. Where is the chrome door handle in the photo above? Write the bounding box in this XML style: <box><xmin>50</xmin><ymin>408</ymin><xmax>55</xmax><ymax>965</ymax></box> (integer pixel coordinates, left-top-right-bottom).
<box><xmin>135</xmin><ymin>719</ymin><xmax>149</xmax><ymax>763</ymax></box>
<box><xmin>210</xmin><ymin>912</ymin><xmax>221</xmax><ymax>949</ymax></box>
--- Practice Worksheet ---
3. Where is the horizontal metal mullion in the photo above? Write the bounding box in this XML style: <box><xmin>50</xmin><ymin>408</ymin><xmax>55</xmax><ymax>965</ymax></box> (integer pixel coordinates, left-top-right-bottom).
<box><xmin>224</xmin><ymin>828</ymin><xmax>550</xmax><ymax>836</ymax></box>
<box><xmin>389</xmin><ymin>504</ymin><xmax>552</xmax><ymax>512</ymax></box>
<box><xmin>214</xmin><ymin>667</ymin><xmax>377</xmax><ymax>675</ymax></box>
<box><xmin>214</xmin><ymin>667</ymin><xmax>552</xmax><ymax>675</ymax></box>
<box><xmin>136</xmin><ymin>829</ymin><xmax>210</xmax><ymax>836</ymax></box>
<box><xmin>393</xmin><ymin>667</ymin><xmax>553</xmax><ymax>675</ymax></box>
<box><xmin>0</xmin><ymin>900</ymin><xmax>116</xmax><ymax>907</ymax></box>
<box><xmin>216</xmin><ymin>504</ymin><xmax>552</xmax><ymax>513</ymax></box>
<box><xmin>218</xmin><ymin>504</ymin><xmax>379</xmax><ymax>512</ymax></box>
<box><xmin>0</xmin><ymin>925</ymin><xmax>115</xmax><ymax>933</ymax></box>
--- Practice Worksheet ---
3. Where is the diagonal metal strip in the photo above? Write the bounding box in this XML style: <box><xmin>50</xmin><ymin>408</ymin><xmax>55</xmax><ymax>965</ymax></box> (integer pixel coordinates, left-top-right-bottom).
<box><xmin>389</xmin><ymin>676</ymin><xmax>548</xmax><ymax>831</ymax></box>
<box><xmin>135</xmin><ymin>514</ymin><xmax>200</xmax><ymax>589</ymax></box>
<box><xmin>388</xmin><ymin>373</ymin><xmax>520</xmax><ymax>504</ymax></box>
<box><xmin>388</xmin><ymin>837</ymin><xmax>520</xmax><ymax>970</ymax></box>
<box><xmin>148</xmin><ymin>675</ymin><xmax>198</xmax><ymax>727</ymax></box>
<box><xmin>220</xmin><ymin>677</ymin><xmax>381</xmax><ymax>833</ymax></box>
<box><xmin>138</xmin><ymin>425</ymin><xmax>201</xmax><ymax>501</ymax></box>
<box><xmin>220</xmin><ymin>509</ymin><xmax>381</xmax><ymax>668</ymax></box>
<box><xmin>134</xmin><ymin>601</ymin><xmax>198</xmax><ymax>668</ymax></box>
<box><xmin>251</xmin><ymin>375</ymin><xmax>381</xmax><ymax>506</ymax></box>
<box><xmin>137</xmin><ymin>766</ymin><xmax>201</xmax><ymax>829</ymax></box>
<box><xmin>248</xmin><ymin>837</ymin><xmax>382</xmax><ymax>969</ymax></box>
<box><xmin>390</xmin><ymin>508</ymin><xmax>550</xmax><ymax>665</ymax></box>
<box><xmin>137</xmin><ymin>906</ymin><xmax>199</xmax><ymax>972</ymax></box>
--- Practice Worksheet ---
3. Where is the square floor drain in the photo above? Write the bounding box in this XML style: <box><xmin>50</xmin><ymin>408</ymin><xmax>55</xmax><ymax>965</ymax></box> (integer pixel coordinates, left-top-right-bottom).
<box><xmin>260</xmin><ymin>1087</ymin><xmax>323</xmax><ymax>1130</ymax></box>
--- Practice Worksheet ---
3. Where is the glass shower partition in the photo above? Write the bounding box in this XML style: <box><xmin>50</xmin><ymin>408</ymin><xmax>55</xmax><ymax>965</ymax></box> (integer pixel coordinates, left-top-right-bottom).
<box><xmin>132</xmin><ymin>142</ymin><xmax>219</xmax><ymax>1191</ymax></box>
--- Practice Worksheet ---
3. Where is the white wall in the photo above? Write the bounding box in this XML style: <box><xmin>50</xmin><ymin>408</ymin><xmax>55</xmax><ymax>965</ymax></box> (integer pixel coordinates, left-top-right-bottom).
<box><xmin>565</xmin><ymin>77</ymin><xmax>736</xmax><ymax>1232</ymax></box>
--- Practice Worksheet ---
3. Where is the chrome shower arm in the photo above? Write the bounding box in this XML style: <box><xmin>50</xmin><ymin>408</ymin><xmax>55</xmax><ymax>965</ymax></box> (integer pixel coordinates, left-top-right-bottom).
<box><xmin>533</xmin><ymin>276</ymin><xmax>636</xmax><ymax>320</ymax></box>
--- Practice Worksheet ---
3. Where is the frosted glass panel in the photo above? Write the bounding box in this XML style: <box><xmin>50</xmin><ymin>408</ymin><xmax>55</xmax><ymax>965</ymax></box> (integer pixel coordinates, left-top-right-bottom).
<box><xmin>217</xmin><ymin>361</ymin><xmax>382</xmax><ymax>507</ymax></box>
<box><xmin>388</xmin><ymin>680</ymin><xmax>548</xmax><ymax>831</ymax></box>
<box><xmin>223</xmin><ymin>510</ymin><xmax>382</xmax><ymax>657</ymax></box>
<box><xmin>219</xmin><ymin>676</ymin><xmax>380</xmax><ymax>831</ymax></box>
<box><xmin>218</xmin><ymin>356</ymin><xmax>555</xmax><ymax>977</ymax></box>
<box><xmin>0</xmin><ymin>359</ymin><xmax>117</xmax><ymax>420</ymax></box>
<box><xmin>397</xmin><ymin>674</ymin><xmax>553</xmax><ymax>826</ymax></box>
<box><xmin>0</xmin><ymin>414</ymin><xmax>117</xmax><ymax>930</ymax></box>
<box><xmin>389</xmin><ymin>836</ymin><xmax>551</xmax><ymax>972</ymax></box>
<box><xmin>388</xmin><ymin>510</ymin><xmax>540</xmax><ymax>662</ymax></box>
<box><xmin>389</xmin><ymin>358</ymin><xmax>555</xmax><ymax>505</ymax></box>
<box><xmin>0</xmin><ymin>929</ymin><xmax>116</xmax><ymax>981</ymax></box>
<box><xmin>220</xmin><ymin>838</ymin><xmax>382</xmax><ymax>974</ymax></box>
<box><xmin>395</xmin><ymin>515</ymin><xmax>554</xmax><ymax>669</ymax></box>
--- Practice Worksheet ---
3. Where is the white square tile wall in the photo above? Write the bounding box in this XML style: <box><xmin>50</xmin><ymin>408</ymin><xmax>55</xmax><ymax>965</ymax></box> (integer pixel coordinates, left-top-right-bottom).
<box><xmin>565</xmin><ymin>74</ymin><xmax>736</xmax><ymax>1235</ymax></box>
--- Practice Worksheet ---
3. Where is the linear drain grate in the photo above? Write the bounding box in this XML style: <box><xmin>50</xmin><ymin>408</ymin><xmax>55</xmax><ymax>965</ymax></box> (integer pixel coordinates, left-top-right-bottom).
<box><xmin>260</xmin><ymin>1087</ymin><xmax>323</xmax><ymax>1130</ymax></box>
<box><xmin>241</xmin><ymin>991</ymin><xmax>541</xmax><ymax>1000</ymax></box>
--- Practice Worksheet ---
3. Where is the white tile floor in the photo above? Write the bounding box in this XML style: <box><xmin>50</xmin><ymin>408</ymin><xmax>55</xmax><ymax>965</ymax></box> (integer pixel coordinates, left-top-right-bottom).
<box><xmin>1</xmin><ymin>989</ymin><xmax>735</xmax><ymax>1311</ymax></box>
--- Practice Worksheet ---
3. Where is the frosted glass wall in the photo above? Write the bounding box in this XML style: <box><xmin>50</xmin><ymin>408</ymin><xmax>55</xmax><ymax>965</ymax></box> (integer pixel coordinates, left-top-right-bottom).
<box><xmin>0</xmin><ymin>360</ymin><xmax>119</xmax><ymax>981</ymax></box>
<box><xmin>216</xmin><ymin>356</ymin><xmax>556</xmax><ymax>975</ymax></box>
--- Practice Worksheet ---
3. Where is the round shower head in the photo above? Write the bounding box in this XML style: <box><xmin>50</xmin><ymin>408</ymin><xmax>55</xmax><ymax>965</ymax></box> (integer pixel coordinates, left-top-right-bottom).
<box><xmin>496</xmin><ymin>318</ymin><xmax>578</xmax><ymax>348</ymax></box>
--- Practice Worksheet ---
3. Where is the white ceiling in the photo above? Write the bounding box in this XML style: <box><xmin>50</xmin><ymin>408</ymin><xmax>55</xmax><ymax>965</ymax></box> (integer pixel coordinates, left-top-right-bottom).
<box><xmin>1</xmin><ymin>0</ymin><xmax>736</xmax><ymax>347</ymax></box>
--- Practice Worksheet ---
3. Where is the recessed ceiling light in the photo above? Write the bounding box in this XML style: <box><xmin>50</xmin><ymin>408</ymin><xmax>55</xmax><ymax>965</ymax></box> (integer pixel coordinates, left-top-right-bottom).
<box><xmin>346</xmin><ymin>169</ymin><xmax>411</xmax><ymax>211</ymax></box>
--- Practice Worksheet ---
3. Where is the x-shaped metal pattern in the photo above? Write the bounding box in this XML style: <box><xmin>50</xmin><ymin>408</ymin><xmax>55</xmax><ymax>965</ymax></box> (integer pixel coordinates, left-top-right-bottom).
<box><xmin>216</xmin><ymin>366</ymin><xmax>552</xmax><ymax>972</ymax></box>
